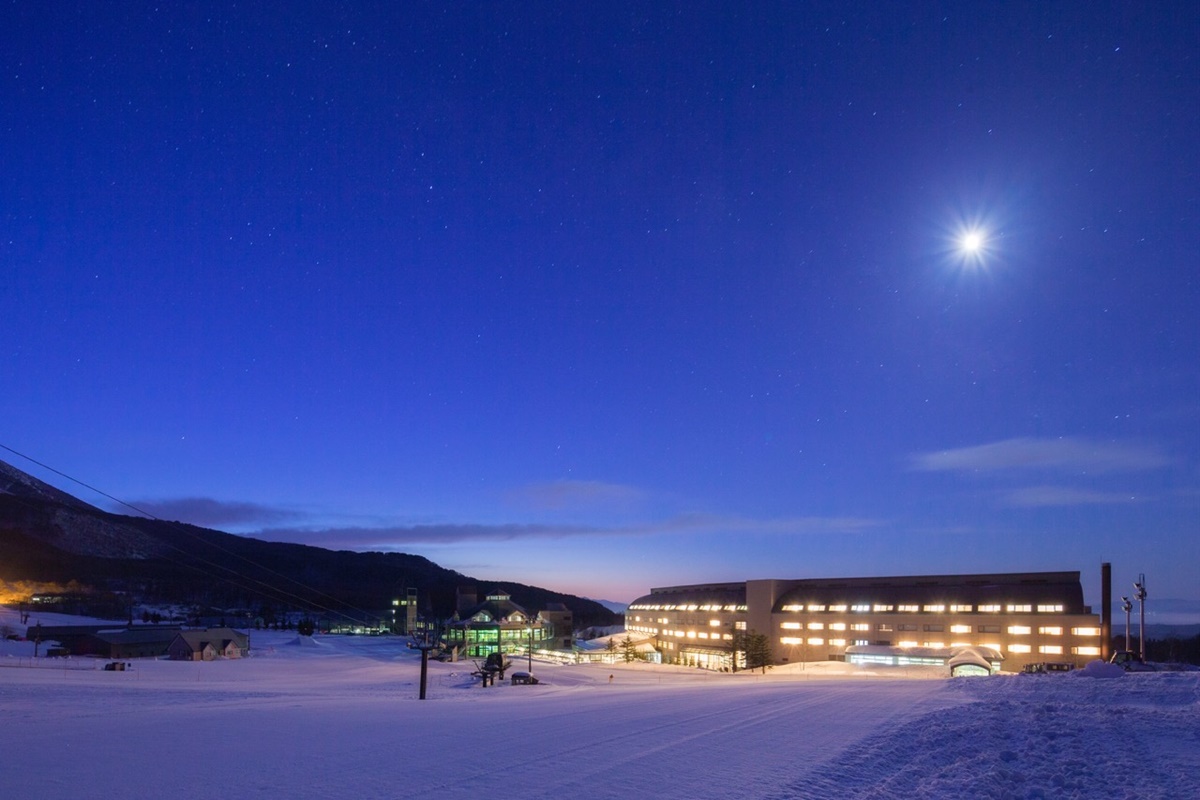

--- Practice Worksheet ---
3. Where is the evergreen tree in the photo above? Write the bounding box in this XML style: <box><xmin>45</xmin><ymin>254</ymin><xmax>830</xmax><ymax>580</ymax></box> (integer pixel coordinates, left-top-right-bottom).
<box><xmin>744</xmin><ymin>630</ymin><xmax>772</xmax><ymax>674</ymax></box>
<box><xmin>621</xmin><ymin>635</ymin><xmax>639</xmax><ymax>663</ymax></box>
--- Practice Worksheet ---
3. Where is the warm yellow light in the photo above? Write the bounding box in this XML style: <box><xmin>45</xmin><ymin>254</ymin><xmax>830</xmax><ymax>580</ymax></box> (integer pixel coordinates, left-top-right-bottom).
<box><xmin>780</xmin><ymin>636</ymin><xmax>803</xmax><ymax>645</ymax></box>
<box><xmin>807</xmin><ymin>622</ymin><xmax>825</xmax><ymax>631</ymax></box>
<box><xmin>1072</xmin><ymin>627</ymin><xmax>1101</xmax><ymax>637</ymax></box>
<box><xmin>1038</xmin><ymin>627</ymin><xmax>1063</xmax><ymax>636</ymax></box>
<box><xmin>1074</xmin><ymin>646</ymin><xmax>1101</xmax><ymax>656</ymax></box>
<box><xmin>807</xmin><ymin>637</ymin><xmax>824</xmax><ymax>646</ymax></box>
<box><xmin>1009</xmin><ymin>644</ymin><xmax>1032</xmax><ymax>653</ymax></box>
<box><xmin>898</xmin><ymin>640</ymin><xmax>919</xmax><ymax>648</ymax></box>
<box><xmin>950</xmin><ymin>625</ymin><xmax>972</xmax><ymax>634</ymax></box>
<box><xmin>1008</xmin><ymin>625</ymin><xmax>1032</xmax><ymax>635</ymax></box>
<box><xmin>1039</xmin><ymin>645</ymin><xmax>1063</xmax><ymax>655</ymax></box>
<box><xmin>781</xmin><ymin>622</ymin><xmax>801</xmax><ymax>630</ymax></box>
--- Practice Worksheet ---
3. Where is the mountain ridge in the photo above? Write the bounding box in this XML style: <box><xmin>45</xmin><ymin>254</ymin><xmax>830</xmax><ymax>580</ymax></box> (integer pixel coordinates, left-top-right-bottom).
<box><xmin>0</xmin><ymin>459</ymin><xmax>618</xmax><ymax>628</ymax></box>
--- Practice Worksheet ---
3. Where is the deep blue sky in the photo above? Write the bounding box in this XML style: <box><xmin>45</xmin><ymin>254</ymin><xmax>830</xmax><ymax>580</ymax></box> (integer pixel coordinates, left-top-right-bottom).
<box><xmin>3</xmin><ymin>3</ymin><xmax>1197</xmax><ymax>613</ymax></box>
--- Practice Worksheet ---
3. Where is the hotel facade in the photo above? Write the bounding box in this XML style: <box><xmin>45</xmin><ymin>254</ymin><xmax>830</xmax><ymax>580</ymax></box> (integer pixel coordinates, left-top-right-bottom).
<box><xmin>627</xmin><ymin>571</ymin><xmax>1104</xmax><ymax>673</ymax></box>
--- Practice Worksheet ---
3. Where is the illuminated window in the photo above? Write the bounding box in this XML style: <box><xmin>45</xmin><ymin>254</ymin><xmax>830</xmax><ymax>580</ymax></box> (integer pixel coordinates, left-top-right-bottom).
<box><xmin>851</xmin><ymin>604</ymin><xmax>870</xmax><ymax>613</ymax></box>
<box><xmin>1038</xmin><ymin>627</ymin><xmax>1063</xmax><ymax>636</ymax></box>
<box><xmin>1038</xmin><ymin>645</ymin><xmax>1063</xmax><ymax>655</ymax></box>
<box><xmin>1008</xmin><ymin>626</ymin><xmax>1031</xmax><ymax>635</ymax></box>
<box><xmin>853</xmin><ymin>639</ymin><xmax>869</xmax><ymax>646</ymax></box>
<box><xmin>1007</xmin><ymin>604</ymin><xmax>1032</xmax><ymax>613</ymax></box>
<box><xmin>898</xmin><ymin>640</ymin><xmax>919</xmax><ymax>648</ymax></box>
<box><xmin>807</xmin><ymin>637</ymin><xmax>824</xmax><ymax>646</ymax></box>
<box><xmin>873</xmin><ymin>604</ymin><xmax>894</xmax><ymax>612</ymax></box>
<box><xmin>709</xmin><ymin>619</ymin><xmax>722</xmax><ymax>627</ymax></box>
<box><xmin>780</xmin><ymin>636</ymin><xmax>803</xmax><ymax>645</ymax></box>
<box><xmin>923</xmin><ymin>604</ymin><xmax>945</xmax><ymax>613</ymax></box>
<box><xmin>781</xmin><ymin>622</ymin><xmax>801</xmax><ymax>630</ymax></box>
<box><xmin>828</xmin><ymin>638</ymin><xmax>846</xmax><ymax>646</ymax></box>
<box><xmin>950</xmin><ymin>641</ymin><xmax>971</xmax><ymax>648</ymax></box>
<box><xmin>781</xmin><ymin>604</ymin><xmax>803</xmax><ymax>612</ymax></box>
<box><xmin>1009</xmin><ymin>644</ymin><xmax>1032</xmax><ymax>653</ymax></box>
<box><xmin>808</xmin><ymin>604</ymin><xmax>826</xmax><ymax>612</ymax></box>
<box><xmin>923</xmin><ymin>641</ymin><xmax>945</xmax><ymax>649</ymax></box>
<box><xmin>898</xmin><ymin>604</ymin><xmax>919</xmax><ymax>613</ymax></box>
<box><xmin>686</xmin><ymin>631</ymin><xmax>696</xmax><ymax>639</ymax></box>
<box><xmin>950</xmin><ymin>604</ymin><xmax>973</xmax><ymax>613</ymax></box>
<box><xmin>1073</xmin><ymin>646</ymin><xmax>1101</xmax><ymax>656</ymax></box>
<box><xmin>828</xmin><ymin>604</ymin><xmax>847</xmax><ymax>612</ymax></box>
<box><xmin>979</xmin><ymin>604</ymin><xmax>1000</xmax><ymax>613</ymax></box>
<box><xmin>851</xmin><ymin>623</ymin><xmax>870</xmax><ymax>631</ymax></box>
<box><xmin>1037</xmin><ymin>604</ymin><xmax>1064</xmax><ymax>613</ymax></box>
<box><xmin>807</xmin><ymin>622</ymin><xmax>825</xmax><ymax>631</ymax></box>
<box><xmin>735</xmin><ymin>621</ymin><xmax>747</xmax><ymax>631</ymax></box>
<box><xmin>950</xmin><ymin>624</ymin><xmax>972</xmax><ymax>634</ymax></box>
<box><xmin>1072</xmin><ymin>627</ymin><xmax>1101</xmax><ymax>636</ymax></box>
<box><xmin>877</xmin><ymin>623</ymin><xmax>893</xmax><ymax>632</ymax></box>
<box><xmin>829</xmin><ymin>622</ymin><xmax>846</xmax><ymax>631</ymax></box>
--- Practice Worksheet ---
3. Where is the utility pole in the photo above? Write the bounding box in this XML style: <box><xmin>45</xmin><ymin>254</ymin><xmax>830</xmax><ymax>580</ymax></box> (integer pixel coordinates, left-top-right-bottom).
<box><xmin>1134</xmin><ymin>574</ymin><xmax>1147</xmax><ymax>662</ymax></box>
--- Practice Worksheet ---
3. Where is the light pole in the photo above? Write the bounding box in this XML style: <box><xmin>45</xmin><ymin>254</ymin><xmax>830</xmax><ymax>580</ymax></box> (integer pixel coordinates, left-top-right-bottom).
<box><xmin>1121</xmin><ymin>596</ymin><xmax>1132</xmax><ymax>653</ymax></box>
<box><xmin>1134</xmin><ymin>575</ymin><xmax>1147</xmax><ymax>662</ymax></box>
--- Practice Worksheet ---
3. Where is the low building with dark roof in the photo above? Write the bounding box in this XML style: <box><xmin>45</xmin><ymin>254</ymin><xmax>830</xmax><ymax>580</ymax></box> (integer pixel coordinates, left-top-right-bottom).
<box><xmin>627</xmin><ymin>571</ymin><xmax>1102</xmax><ymax>673</ymax></box>
<box><xmin>167</xmin><ymin>628</ymin><xmax>250</xmax><ymax>661</ymax></box>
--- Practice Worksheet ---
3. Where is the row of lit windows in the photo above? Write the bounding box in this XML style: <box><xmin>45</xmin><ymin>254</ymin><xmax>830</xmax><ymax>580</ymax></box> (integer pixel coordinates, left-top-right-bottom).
<box><xmin>780</xmin><ymin>603</ymin><xmax>1066</xmax><ymax>614</ymax></box>
<box><xmin>779</xmin><ymin>636</ymin><xmax>1101</xmax><ymax>657</ymax></box>
<box><xmin>627</xmin><ymin>603</ymin><xmax>747</xmax><ymax>612</ymax></box>
<box><xmin>781</xmin><ymin>622</ymin><xmax>1099</xmax><ymax>636</ymax></box>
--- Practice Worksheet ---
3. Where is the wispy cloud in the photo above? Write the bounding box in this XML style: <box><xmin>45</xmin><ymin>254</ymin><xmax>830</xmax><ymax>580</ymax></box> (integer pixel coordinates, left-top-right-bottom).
<box><xmin>1001</xmin><ymin>485</ymin><xmax>1144</xmax><ymax>508</ymax></box>
<box><xmin>127</xmin><ymin>497</ymin><xmax>302</xmax><ymax>528</ymax></box>
<box><xmin>252</xmin><ymin>513</ymin><xmax>883</xmax><ymax>551</ymax></box>
<box><xmin>911</xmin><ymin>437</ymin><xmax>1171</xmax><ymax>474</ymax></box>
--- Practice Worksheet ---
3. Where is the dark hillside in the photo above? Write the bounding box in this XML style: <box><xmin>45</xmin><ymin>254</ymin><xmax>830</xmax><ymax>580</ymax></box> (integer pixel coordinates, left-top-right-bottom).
<box><xmin>0</xmin><ymin>467</ymin><xmax>617</xmax><ymax>628</ymax></box>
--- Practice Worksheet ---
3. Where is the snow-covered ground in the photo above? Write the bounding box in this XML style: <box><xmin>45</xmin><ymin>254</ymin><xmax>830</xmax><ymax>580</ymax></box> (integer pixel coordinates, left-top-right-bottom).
<box><xmin>1</xmin><ymin>609</ymin><xmax>1197</xmax><ymax>799</ymax></box>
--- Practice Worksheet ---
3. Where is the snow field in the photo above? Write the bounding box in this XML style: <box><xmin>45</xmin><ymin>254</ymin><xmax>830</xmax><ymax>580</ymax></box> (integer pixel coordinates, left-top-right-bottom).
<box><xmin>1</xmin><ymin>624</ymin><xmax>1197</xmax><ymax>799</ymax></box>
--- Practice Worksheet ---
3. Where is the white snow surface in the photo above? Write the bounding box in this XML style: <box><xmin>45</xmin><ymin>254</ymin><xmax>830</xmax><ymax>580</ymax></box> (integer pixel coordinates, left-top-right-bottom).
<box><xmin>2</xmin><ymin>612</ymin><xmax>1198</xmax><ymax>799</ymax></box>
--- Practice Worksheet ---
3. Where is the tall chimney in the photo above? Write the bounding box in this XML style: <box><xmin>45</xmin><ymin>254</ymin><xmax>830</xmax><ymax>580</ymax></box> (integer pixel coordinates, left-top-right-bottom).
<box><xmin>1101</xmin><ymin>562</ymin><xmax>1112</xmax><ymax>661</ymax></box>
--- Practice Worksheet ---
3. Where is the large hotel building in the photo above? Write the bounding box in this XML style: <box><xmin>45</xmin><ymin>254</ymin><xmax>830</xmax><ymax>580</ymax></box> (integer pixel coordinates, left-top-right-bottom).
<box><xmin>627</xmin><ymin>571</ymin><xmax>1104</xmax><ymax>673</ymax></box>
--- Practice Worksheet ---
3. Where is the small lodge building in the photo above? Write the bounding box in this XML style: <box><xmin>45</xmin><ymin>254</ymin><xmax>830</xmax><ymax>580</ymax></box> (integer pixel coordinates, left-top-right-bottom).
<box><xmin>443</xmin><ymin>587</ymin><xmax>574</xmax><ymax>658</ymax></box>
<box><xmin>166</xmin><ymin>628</ymin><xmax>250</xmax><ymax>661</ymax></box>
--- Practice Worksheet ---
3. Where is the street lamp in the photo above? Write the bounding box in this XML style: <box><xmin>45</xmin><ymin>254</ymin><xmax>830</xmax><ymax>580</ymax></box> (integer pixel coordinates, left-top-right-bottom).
<box><xmin>1120</xmin><ymin>596</ymin><xmax>1132</xmax><ymax>653</ymax></box>
<box><xmin>1134</xmin><ymin>575</ymin><xmax>1147</xmax><ymax>662</ymax></box>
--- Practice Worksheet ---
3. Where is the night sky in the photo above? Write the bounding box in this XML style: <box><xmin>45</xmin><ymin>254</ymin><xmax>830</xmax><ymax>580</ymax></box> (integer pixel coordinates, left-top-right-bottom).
<box><xmin>4</xmin><ymin>3</ymin><xmax>1198</xmax><ymax>612</ymax></box>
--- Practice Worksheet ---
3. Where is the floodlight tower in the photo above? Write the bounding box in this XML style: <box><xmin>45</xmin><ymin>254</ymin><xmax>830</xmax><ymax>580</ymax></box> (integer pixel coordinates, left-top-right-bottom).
<box><xmin>1134</xmin><ymin>574</ymin><xmax>1147</xmax><ymax>661</ymax></box>
<box><xmin>1120</xmin><ymin>596</ymin><xmax>1132</xmax><ymax>653</ymax></box>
